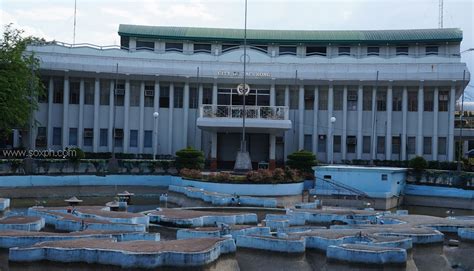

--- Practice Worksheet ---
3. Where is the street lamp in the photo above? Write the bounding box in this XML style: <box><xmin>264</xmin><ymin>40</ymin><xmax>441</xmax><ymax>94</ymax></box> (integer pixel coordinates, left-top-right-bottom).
<box><xmin>153</xmin><ymin>112</ymin><xmax>159</xmax><ymax>160</ymax></box>
<box><xmin>330</xmin><ymin>116</ymin><xmax>336</xmax><ymax>164</ymax></box>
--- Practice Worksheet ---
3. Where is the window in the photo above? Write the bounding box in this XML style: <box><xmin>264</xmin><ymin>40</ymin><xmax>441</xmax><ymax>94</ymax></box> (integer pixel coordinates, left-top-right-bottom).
<box><xmin>120</xmin><ymin>36</ymin><xmax>129</xmax><ymax>50</ymax></box>
<box><xmin>333</xmin><ymin>88</ymin><xmax>343</xmax><ymax>110</ymax></box>
<box><xmin>423</xmin><ymin>137</ymin><xmax>432</xmax><ymax>155</ymax></box>
<box><xmin>129</xmin><ymin>130</ymin><xmax>138</xmax><ymax>148</ymax></box>
<box><xmin>438</xmin><ymin>137</ymin><xmax>447</xmax><ymax>155</ymax></box>
<box><xmin>338</xmin><ymin>46</ymin><xmax>351</xmax><ymax>56</ymax></box>
<box><xmin>165</xmin><ymin>42</ymin><xmax>183</xmax><ymax>52</ymax></box>
<box><xmin>304</xmin><ymin>135</ymin><xmax>312</xmax><ymax>152</ymax></box>
<box><xmin>276</xmin><ymin>88</ymin><xmax>285</xmax><ymax>106</ymax></box>
<box><xmin>144</xmin><ymin>83</ymin><xmax>154</xmax><ymax>107</ymax></box>
<box><xmin>363</xmin><ymin>136</ymin><xmax>371</xmax><ymax>154</ymax></box>
<box><xmin>306</xmin><ymin>46</ymin><xmax>326</xmax><ymax>56</ymax></box>
<box><xmin>377</xmin><ymin>136</ymin><xmax>385</xmax><ymax>154</ymax></box>
<box><xmin>408</xmin><ymin>90</ymin><xmax>418</xmax><ymax>111</ymax></box>
<box><xmin>318</xmin><ymin>88</ymin><xmax>328</xmax><ymax>110</ymax></box>
<box><xmin>100</xmin><ymin>129</ymin><xmax>108</xmax><ymax>147</ymax></box>
<box><xmin>69</xmin><ymin>81</ymin><xmax>80</xmax><ymax>104</ymax></box>
<box><xmin>377</xmin><ymin>89</ymin><xmax>387</xmax><ymax>111</ymax></box>
<box><xmin>83</xmin><ymin>128</ymin><xmax>93</xmax><ymax>146</ymax></box>
<box><xmin>174</xmin><ymin>86</ymin><xmax>183</xmax><ymax>108</ymax></box>
<box><xmin>408</xmin><ymin>137</ymin><xmax>416</xmax><ymax>155</ymax></box>
<box><xmin>100</xmin><ymin>80</ymin><xmax>110</xmax><ymax>105</ymax></box>
<box><xmin>53</xmin><ymin>127</ymin><xmax>62</xmax><ymax>146</ymax></box>
<box><xmin>381</xmin><ymin>174</ymin><xmax>388</xmax><ymax>181</ymax></box>
<box><xmin>392</xmin><ymin>136</ymin><xmax>401</xmax><ymax>154</ymax></box>
<box><xmin>144</xmin><ymin>130</ymin><xmax>152</xmax><ymax>148</ymax></box>
<box><xmin>160</xmin><ymin>86</ymin><xmax>170</xmax><ymax>108</ymax></box>
<box><xmin>424</xmin><ymin>88</ymin><xmax>434</xmax><ymax>111</ymax></box>
<box><xmin>84</xmin><ymin>80</ymin><xmax>94</xmax><ymax>105</ymax></box>
<box><xmin>251</xmin><ymin>45</ymin><xmax>267</xmax><ymax>53</ymax></box>
<box><xmin>426</xmin><ymin>45</ymin><xmax>439</xmax><ymax>56</ymax></box>
<box><xmin>69</xmin><ymin>128</ymin><xmax>78</xmax><ymax>146</ymax></box>
<box><xmin>115</xmin><ymin>81</ymin><xmax>125</xmax><ymax>106</ymax></box>
<box><xmin>130</xmin><ymin>81</ymin><xmax>140</xmax><ymax>107</ymax></box>
<box><xmin>318</xmin><ymin>135</ymin><xmax>327</xmax><ymax>152</ymax></box>
<box><xmin>347</xmin><ymin>136</ymin><xmax>356</xmax><ymax>153</ymax></box>
<box><xmin>203</xmin><ymin>87</ymin><xmax>212</xmax><ymax>104</ymax></box>
<box><xmin>439</xmin><ymin>91</ymin><xmax>449</xmax><ymax>112</ymax></box>
<box><xmin>194</xmin><ymin>43</ymin><xmax>211</xmax><ymax>53</ymax></box>
<box><xmin>189</xmin><ymin>87</ymin><xmax>198</xmax><ymax>108</ymax></box>
<box><xmin>363</xmin><ymin>87</ymin><xmax>373</xmax><ymax>111</ymax></box>
<box><xmin>396</xmin><ymin>46</ymin><xmax>409</xmax><ymax>56</ymax></box>
<box><xmin>280</xmin><ymin>46</ymin><xmax>297</xmax><ymax>55</ymax></box>
<box><xmin>222</xmin><ymin>44</ymin><xmax>239</xmax><ymax>52</ymax></box>
<box><xmin>36</xmin><ymin>127</ymin><xmax>47</xmax><ymax>147</ymax></box>
<box><xmin>347</xmin><ymin>89</ymin><xmax>357</xmax><ymax>111</ymax></box>
<box><xmin>304</xmin><ymin>89</ymin><xmax>314</xmax><ymax>109</ymax></box>
<box><xmin>114</xmin><ymin>128</ymin><xmax>123</xmax><ymax>148</ymax></box>
<box><xmin>334</xmin><ymin>136</ymin><xmax>341</xmax><ymax>153</ymax></box>
<box><xmin>39</xmin><ymin>77</ymin><xmax>48</xmax><ymax>103</ymax></box>
<box><xmin>53</xmin><ymin>78</ymin><xmax>64</xmax><ymax>104</ymax></box>
<box><xmin>136</xmin><ymin>40</ymin><xmax>154</xmax><ymax>51</ymax></box>
<box><xmin>392</xmin><ymin>88</ymin><xmax>402</xmax><ymax>111</ymax></box>
<box><xmin>289</xmin><ymin>89</ymin><xmax>298</xmax><ymax>109</ymax></box>
<box><xmin>367</xmin><ymin>46</ymin><xmax>380</xmax><ymax>56</ymax></box>
<box><xmin>324</xmin><ymin>175</ymin><xmax>332</xmax><ymax>180</ymax></box>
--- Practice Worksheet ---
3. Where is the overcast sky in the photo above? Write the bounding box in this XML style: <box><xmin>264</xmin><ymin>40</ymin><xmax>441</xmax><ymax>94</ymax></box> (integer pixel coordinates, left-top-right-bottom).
<box><xmin>1</xmin><ymin>0</ymin><xmax>473</xmax><ymax>98</ymax></box>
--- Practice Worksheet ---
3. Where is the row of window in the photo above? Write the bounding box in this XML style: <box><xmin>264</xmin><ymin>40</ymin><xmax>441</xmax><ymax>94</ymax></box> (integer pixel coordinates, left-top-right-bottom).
<box><xmin>38</xmin><ymin>127</ymin><xmax>155</xmax><ymax>148</ymax></box>
<box><xmin>130</xmin><ymin>39</ymin><xmax>441</xmax><ymax>57</ymax></box>
<box><xmin>303</xmin><ymin>135</ymin><xmax>447</xmax><ymax>155</ymax></box>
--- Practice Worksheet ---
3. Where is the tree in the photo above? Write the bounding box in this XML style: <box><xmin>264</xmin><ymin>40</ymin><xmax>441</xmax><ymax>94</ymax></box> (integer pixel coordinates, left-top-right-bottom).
<box><xmin>175</xmin><ymin>147</ymin><xmax>205</xmax><ymax>170</ymax></box>
<box><xmin>286</xmin><ymin>150</ymin><xmax>318</xmax><ymax>178</ymax></box>
<box><xmin>0</xmin><ymin>24</ymin><xmax>44</xmax><ymax>136</ymax></box>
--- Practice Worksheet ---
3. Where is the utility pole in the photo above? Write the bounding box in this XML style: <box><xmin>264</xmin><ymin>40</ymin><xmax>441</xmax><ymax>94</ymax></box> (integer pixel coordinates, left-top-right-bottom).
<box><xmin>438</xmin><ymin>0</ymin><xmax>443</xmax><ymax>28</ymax></box>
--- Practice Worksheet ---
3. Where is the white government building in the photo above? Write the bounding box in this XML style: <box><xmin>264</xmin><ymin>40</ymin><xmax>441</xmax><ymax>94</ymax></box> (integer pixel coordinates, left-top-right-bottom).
<box><xmin>25</xmin><ymin>24</ymin><xmax>471</xmax><ymax>169</ymax></box>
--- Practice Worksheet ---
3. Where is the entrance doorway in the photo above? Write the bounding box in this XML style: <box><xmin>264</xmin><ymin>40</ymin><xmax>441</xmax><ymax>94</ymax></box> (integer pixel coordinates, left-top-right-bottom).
<box><xmin>217</xmin><ymin>133</ymin><xmax>269</xmax><ymax>169</ymax></box>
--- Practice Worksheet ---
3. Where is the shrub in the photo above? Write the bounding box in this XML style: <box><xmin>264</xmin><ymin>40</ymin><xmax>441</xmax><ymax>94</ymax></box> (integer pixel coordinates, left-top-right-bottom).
<box><xmin>272</xmin><ymin>168</ymin><xmax>285</xmax><ymax>183</ymax></box>
<box><xmin>409</xmin><ymin>156</ymin><xmax>428</xmax><ymax>172</ymax></box>
<box><xmin>208</xmin><ymin>172</ymin><xmax>231</xmax><ymax>182</ymax></box>
<box><xmin>175</xmin><ymin>147</ymin><xmax>204</xmax><ymax>170</ymax></box>
<box><xmin>285</xmin><ymin>167</ymin><xmax>302</xmax><ymax>182</ymax></box>
<box><xmin>286</xmin><ymin>150</ymin><xmax>317</xmax><ymax>176</ymax></box>
<box><xmin>68</xmin><ymin>147</ymin><xmax>85</xmax><ymax>163</ymax></box>
<box><xmin>180</xmin><ymin>168</ymin><xmax>202</xmax><ymax>179</ymax></box>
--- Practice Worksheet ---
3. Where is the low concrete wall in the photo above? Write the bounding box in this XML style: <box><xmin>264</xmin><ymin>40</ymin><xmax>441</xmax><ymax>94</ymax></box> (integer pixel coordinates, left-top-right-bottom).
<box><xmin>403</xmin><ymin>184</ymin><xmax>474</xmax><ymax>210</ymax></box>
<box><xmin>326</xmin><ymin>244</ymin><xmax>407</xmax><ymax>265</ymax></box>
<box><xmin>148</xmin><ymin>212</ymin><xmax>257</xmax><ymax>228</ymax></box>
<box><xmin>177</xmin><ymin>226</ymin><xmax>271</xmax><ymax>240</ymax></box>
<box><xmin>0</xmin><ymin>217</ymin><xmax>45</xmax><ymax>232</ymax></box>
<box><xmin>236</xmin><ymin>235</ymin><xmax>306</xmax><ymax>253</ymax></box>
<box><xmin>0</xmin><ymin>198</ymin><xmax>10</xmax><ymax>211</ymax></box>
<box><xmin>458</xmin><ymin>228</ymin><xmax>474</xmax><ymax>241</ymax></box>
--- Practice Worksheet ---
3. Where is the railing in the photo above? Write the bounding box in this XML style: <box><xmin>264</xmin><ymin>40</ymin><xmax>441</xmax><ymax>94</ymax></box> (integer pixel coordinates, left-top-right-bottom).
<box><xmin>200</xmin><ymin>105</ymin><xmax>289</xmax><ymax>120</ymax></box>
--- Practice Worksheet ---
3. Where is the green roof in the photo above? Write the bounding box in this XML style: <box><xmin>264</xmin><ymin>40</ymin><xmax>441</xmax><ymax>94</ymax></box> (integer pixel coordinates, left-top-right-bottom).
<box><xmin>118</xmin><ymin>24</ymin><xmax>462</xmax><ymax>44</ymax></box>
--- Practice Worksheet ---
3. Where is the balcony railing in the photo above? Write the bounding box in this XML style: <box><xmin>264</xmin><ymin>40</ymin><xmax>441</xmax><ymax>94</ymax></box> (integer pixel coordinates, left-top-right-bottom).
<box><xmin>200</xmin><ymin>105</ymin><xmax>289</xmax><ymax>120</ymax></box>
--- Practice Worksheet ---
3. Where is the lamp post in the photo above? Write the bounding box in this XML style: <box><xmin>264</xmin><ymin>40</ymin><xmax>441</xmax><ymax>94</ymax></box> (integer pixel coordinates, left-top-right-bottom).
<box><xmin>330</xmin><ymin>116</ymin><xmax>336</xmax><ymax>164</ymax></box>
<box><xmin>153</xmin><ymin>112</ymin><xmax>159</xmax><ymax>161</ymax></box>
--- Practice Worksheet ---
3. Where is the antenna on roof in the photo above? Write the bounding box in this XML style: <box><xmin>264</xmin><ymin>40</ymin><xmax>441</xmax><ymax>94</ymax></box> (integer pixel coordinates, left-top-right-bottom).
<box><xmin>73</xmin><ymin>0</ymin><xmax>77</xmax><ymax>45</ymax></box>
<box><xmin>438</xmin><ymin>0</ymin><xmax>443</xmax><ymax>28</ymax></box>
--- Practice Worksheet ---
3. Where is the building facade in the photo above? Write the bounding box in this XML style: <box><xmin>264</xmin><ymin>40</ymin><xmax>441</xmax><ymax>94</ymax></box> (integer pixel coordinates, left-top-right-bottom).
<box><xmin>26</xmin><ymin>25</ymin><xmax>470</xmax><ymax>169</ymax></box>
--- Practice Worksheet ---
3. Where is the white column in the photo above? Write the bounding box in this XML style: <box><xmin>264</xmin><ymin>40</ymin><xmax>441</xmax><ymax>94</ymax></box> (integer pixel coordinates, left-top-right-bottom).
<box><xmin>212</xmin><ymin>81</ymin><xmax>218</xmax><ymax>106</ymax></box>
<box><xmin>123</xmin><ymin>79</ymin><xmax>130</xmax><ymax>153</ymax></box>
<box><xmin>416</xmin><ymin>81</ymin><xmax>424</xmax><ymax>156</ymax></box>
<box><xmin>298</xmin><ymin>85</ymin><xmax>304</xmax><ymax>150</ymax></box>
<box><xmin>153</xmin><ymin>80</ymin><xmax>160</xmax><ymax>154</ymax></box>
<box><xmin>342</xmin><ymin>86</ymin><xmax>348</xmax><ymax>160</ymax></box>
<box><xmin>448</xmin><ymin>83</ymin><xmax>456</xmax><ymax>161</ymax></box>
<box><xmin>62</xmin><ymin>75</ymin><xmax>69</xmax><ymax>149</ymax></box>
<box><xmin>312</xmin><ymin>86</ymin><xmax>319</xmax><ymax>154</ymax></box>
<box><xmin>328</xmin><ymin>83</ymin><xmax>334</xmax><ymax>163</ymax></box>
<box><xmin>386</xmin><ymin>84</ymin><xmax>392</xmax><ymax>159</ymax></box>
<box><xmin>196</xmin><ymin>84</ymin><xmax>203</xmax><ymax>150</ymax></box>
<box><xmin>168</xmin><ymin>83</ymin><xmax>174</xmax><ymax>154</ymax></box>
<box><xmin>284</xmin><ymin>85</ymin><xmax>290</xmax><ymax>107</ymax></box>
<box><xmin>283</xmin><ymin>85</ymin><xmax>290</xmax><ymax>161</ymax></box>
<box><xmin>138</xmin><ymin>81</ymin><xmax>145</xmax><ymax>153</ymax></box>
<box><xmin>78</xmin><ymin>79</ymin><xmax>85</xmax><ymax>148</ymax></box>
<box><xmin>371</xmin><ymin>86</ymin><xmax>377</xmax><ymax>161</ymax></box>
<box><xmin>47</xmin><ymin>77</ymin><xmax>54</xmax><ymax>149</ymax></box>
<box><xmin>356</xmin><ymin>84</ymin><xmax>363</xmax><ymax>159</ymax></box>
<box><xmin>269</xmin><ymin>134</ymin><xmax>276</xmax><ymax>160</ymax></box>
<box><xmin>433</xmin><ymin>87</ymin><xmax>439</xmax><ymax>160</ymax></box>
<box><xmin>93</xmin><ymin>78</ymin><xmax>100</xmax><ymax>152</ymax></box>
<box><xmin>270</xmin><ymin>80</ymin><xmax>276</xmax><ymax>106</ymax></box>
<box><xmin>108</xmin><ymin>81</ymin><xmax>114</xmax><ymax>152</ymax></box>
<box><xmin>211</xmin><ymin>132</ymin><xmax>217</xmax><ymax>159</ymax></box>
<box><xmin>401</xmin><ymin>86</ymin><xmax>408</xmax><ymax>160</ymax></box>
<box><xmin>183</xmin><ymin>81</ymin><xmax>190</xmax><ymax>148</ymax></box>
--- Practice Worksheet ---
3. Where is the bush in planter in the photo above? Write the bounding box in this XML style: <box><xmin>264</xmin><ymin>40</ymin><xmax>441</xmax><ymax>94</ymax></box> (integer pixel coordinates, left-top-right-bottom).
<box><xmin>272</xmin><ymin>168</ymin><xmax>285</xmax><ymax>183</ymax></box>
<box><xmin>68</xmin><ymin>147</ymin><xmax>85</xmax><ymax>163</ymax></box>
<box><xmin>175</xmin><ymin>147</ymin><xmax>204</xmax><ymax>170</ymax></box>
<box><xmin>180</xmin><ymin>168</ymin><xmax>202</xmax><ymax>179</ymax></box>
<box><xmin>208</xmin><ymin>172</ymin><xmax>231</xmax><ymax>182</ymax></box>
<box><xmin>409</xmin><ymin>156</ymin><xmax>428</xmax><ymax>172</ymax></box>
<box><xmin>286</xmin><ymin>150</ymin><xmax>317</xmax><ymax>178</ymax></box>
<box><xmin>285</xmin><ymin>167</ymin><xmax>302</xmax><ymax>182</ymax></box>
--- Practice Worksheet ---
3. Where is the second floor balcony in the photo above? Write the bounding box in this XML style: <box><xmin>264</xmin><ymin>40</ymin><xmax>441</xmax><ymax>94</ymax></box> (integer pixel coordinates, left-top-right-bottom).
<box><xmin>197</xmin><ymin>105</ymin><xmax>292</xmax><ymax>133</ymax></box>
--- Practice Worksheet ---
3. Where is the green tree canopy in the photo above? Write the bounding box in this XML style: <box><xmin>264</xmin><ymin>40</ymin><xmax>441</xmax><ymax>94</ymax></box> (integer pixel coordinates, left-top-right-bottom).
<box><xmin>0</xmin><ymin>24</ymin><xmax>44</xmax><ymax>135</ymax></box>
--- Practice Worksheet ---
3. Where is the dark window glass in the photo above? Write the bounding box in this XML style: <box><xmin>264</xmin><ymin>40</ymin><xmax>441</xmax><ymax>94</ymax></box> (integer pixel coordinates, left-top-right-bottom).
<box><xmin>144</xmin><ymin>130</ymin><xmax>152</xmax><ymax>148</ymax></box>
<box><xmin>129</xmin><ymin>130</ymin><xmax>138</xmax><ymax>148</ymax></box>
<box><xmin>159</xmin><ymin>86</ymin><xmax>170</xmax><ymax>108</ymax></box>
<box><xmin>363</xmin><ymin>136</ymin><xmax>371</xmax><ymax>153</ymax></box>
<box><xmin>279</xmin><ymin>46</ymin><xmax>297</xmax><ymax>55</ymax></box>
<box><xmin>334</xmin><ymin>136</ymin><xmax>341</xmax><ymax>153</ymax></box>
<box><xmin>318</xmin><ymin>135</ymin><xmax>327</xmax><ymax>152</ymax></box>
<box><xmin>136</xmin><ymin>40</ymin><xmax>154</xmax><ymax>51</ymax></box>
<box><xmin>100</xmin><ymin>80</ymin><xmax>110</xmax><ymax>105</ymax></box>
<box><xmin>423</xmin><ymin>137</ymin><xmax>432</xmax><ymax>155</ymax></box>
<box><xmin>53</xmin><ymin>78</ymin><xmax>64</xmax><ymax>104</ymax></box>
<box><xmin>36</xmin><ymin>127</ymin><xmax>47</xmax><ymax>147</ymax></box>
<box><xmin>165</xmin><ymin>42</ymin><xmax>183</xmax><ymax>52</ymax></box>
<box><xmin>396</xmin><ymin>46</ymin><xmax>409</xmax><ymax>56</ymax></box>
<box><xmin>194</xmin><ymin>43</ymin><xmax>211</xmax><ymax>53</ymax></box>
<box><xmin>222</xmin><ymin>44</ymin><xmax>239</xmax><ymax>52</ymax></box>
<box><xmin>39</xmin><ymin>77</ymin><xmax>48</xmax><ymax>103</ymax></box>
<box><xmin>83</xmin><ymin>128</ymin><xmax>93</xmax><ymax>146</ymax></box>
<box><xmin>338</xmin><ymin>46</ymin><xmax>351</xmax><ymax>56</ymax></box>
<box><xmin>203</xmin><ymin>88</ymin><xmax>212</xmax><ymax>104</ymax></box>
<box><xmin>377</xmin><ymin>136</ymin><xmax>385</xmax><ymax>154</ymax></box>
<box><xmin>120</xmin><ymin>36</ymin><xmax>129</xmax><ymax>50</ymax></box>
<box><xmin>306</xmin><ymin>46</ymin><xmax>326</xmax><ymax>56</ymax></box>
<box><xmin>367</xmin><ymin>46</ymin><xmax>379</xmax><ymax>56</ymax></box>
<box><xmin>69</xmin><ymin>128</ymin><xmax>77</xmax><ymax>146</ymax></box>
<box><xmin>53</xmin><ymin>127</ymin><xmax>62</xmax><ymax>146</ymax></box>
<box><xmin>100</xmin><ymin>129</ymin><xmax>108</xmax><ymax>147</ymax></box>
<box><xmin>426</xmin><ymin>46</ymin><xmax>438</xmax><ymax>56</ymax></box>
<box><xmin>174</xmin><ymin>87</ymin><xmax>183</xmax><ymax>108</ymax></box>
